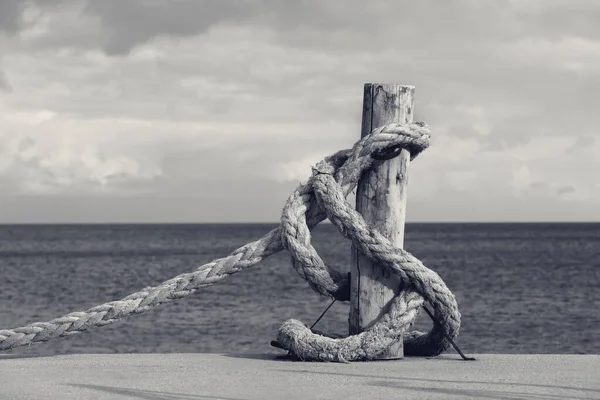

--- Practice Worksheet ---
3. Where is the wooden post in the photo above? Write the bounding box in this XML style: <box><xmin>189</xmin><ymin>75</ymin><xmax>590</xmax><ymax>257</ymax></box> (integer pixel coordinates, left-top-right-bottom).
<box><xmin>349</xmin><ymin>83</ymin><xmax>414</xmax><ymax>359</ymax></box>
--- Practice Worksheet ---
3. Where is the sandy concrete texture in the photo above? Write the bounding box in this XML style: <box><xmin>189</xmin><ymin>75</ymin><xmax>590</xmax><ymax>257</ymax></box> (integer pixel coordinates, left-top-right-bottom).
<box><xmin>0</xmin><ymin>353</ymin><xmax>598</xmax><ymax>399</ymax></box>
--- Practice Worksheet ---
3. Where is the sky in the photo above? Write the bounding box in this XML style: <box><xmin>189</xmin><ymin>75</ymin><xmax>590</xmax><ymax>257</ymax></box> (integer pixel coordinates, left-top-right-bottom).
<box><xmin>0</xmin><ymin>0</ymin><xmax>599</xmax><ymax>223</ymax></box>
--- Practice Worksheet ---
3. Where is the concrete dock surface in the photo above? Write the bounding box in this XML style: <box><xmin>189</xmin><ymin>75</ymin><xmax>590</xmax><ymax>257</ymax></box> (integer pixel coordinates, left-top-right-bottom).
<box><xmin>0</xmin><ymin>353</ymin><xmax>598</xmax><ymax>399</ymax></box>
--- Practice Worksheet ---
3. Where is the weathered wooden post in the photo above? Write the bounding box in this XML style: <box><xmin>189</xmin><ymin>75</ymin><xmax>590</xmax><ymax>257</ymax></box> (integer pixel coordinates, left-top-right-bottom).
<box><xmin>349</xmin><ymin>83</ymin><xmax>415</xmax><ymax>359</ymax></box>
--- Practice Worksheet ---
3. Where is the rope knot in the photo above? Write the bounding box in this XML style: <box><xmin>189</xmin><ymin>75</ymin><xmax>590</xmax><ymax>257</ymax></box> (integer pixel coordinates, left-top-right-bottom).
<box><xmin>278</xmin><ymin>121</ymin><xmax>461</xmax><ymax>361</ymax></box>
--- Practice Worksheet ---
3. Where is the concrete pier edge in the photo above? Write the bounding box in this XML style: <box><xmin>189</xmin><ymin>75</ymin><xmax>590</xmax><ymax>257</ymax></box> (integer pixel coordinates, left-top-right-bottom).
<box><xmin>0</xmin><ymin>353</ymin><xmax>598</xmax><ymax>399</ymax></box>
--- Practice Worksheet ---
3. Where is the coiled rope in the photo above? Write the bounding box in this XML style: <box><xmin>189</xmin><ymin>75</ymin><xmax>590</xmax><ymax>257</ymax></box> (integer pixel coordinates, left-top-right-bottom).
<box><xmin>0</xmin><ymin>122</ymin><xmax>461</xmax><ymax>362</ymax></box>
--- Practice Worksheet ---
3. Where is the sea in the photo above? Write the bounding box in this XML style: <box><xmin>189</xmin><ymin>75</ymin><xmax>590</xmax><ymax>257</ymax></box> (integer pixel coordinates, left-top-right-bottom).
<box><xmin>0</xmin><ymin>223</ymin><xmax>598</xmax><ymax>357</ymax></box>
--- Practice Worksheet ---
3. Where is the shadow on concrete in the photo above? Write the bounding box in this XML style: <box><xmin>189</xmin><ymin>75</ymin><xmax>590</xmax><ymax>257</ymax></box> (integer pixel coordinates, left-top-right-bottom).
<box><xmin>68</xmin><ymin>384</ymin><xmax>248</xmax><ymax>400</ymax></box>
<box><xmin>281</xmin><ymin>369</ymin><xmax>600</xmax><ymax>396</ymax></box>
<box><xmin>222</xmin><ymin>352</ymin><xmax>295</xmax><ymax>362</ymax></box>
<box><xmin>369</xmin><ymin>380</ymin><xmax>593</xmax><ymax>400</ymax></box>
<box><xmin>0</xmin><ymin>353</ymin><xmax>55</xmax><ymax>360</ymax></box>
<box><xmin>223</xmin><ymin>353</ymin><xmax>468</xmax><ymax>363</ymax></box>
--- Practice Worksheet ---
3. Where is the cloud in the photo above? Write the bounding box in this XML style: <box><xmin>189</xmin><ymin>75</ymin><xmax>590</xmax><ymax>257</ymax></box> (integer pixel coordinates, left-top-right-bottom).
<box><xmin>0</xmin><ymin>0</ymin><xmax>586</xmax><ymax>55</ymax></box>
<box><xmin>496</xmin><ymin>36</ymin><xmax>600</xmax><ymax>72</ymax></box>
<box><xmin>0</xmin><ymin>0</ymin><xmax>21</xmax><ymax>34</ymax></box>
<box><xmin>557</xmin><ymin>186</ymin><xmax>575</xmax><ymax>195</ymax></box>
<box><xmin>0</xmin><ymin>113</ymin><xmax>163</xmax><ymax>195</ymax></box>
<box><xmin>0</xmin><ymin>69</ymin><xmax>11</xmax><ymax>92</ymax></box>
<box><xmin>1</xmin><ymin>1</ymin><xmax>599</xmax><ymax>54</ymax></box>
<box><xmin>0</xmin><ymin>97</ymin><xmax>356</xmax><ymax>198</ymax></box>
<box><xmin>82</xmin><ymin>0</ymin><xmax>259</xmax><ymax>55</ymax></box>
<box><xmin>0</xmin><ymin>1</ymin><xmax>599</xmax><ymax>222</ymax></box>
<box><xmin>514</xmin><ymin>0</ymin><xmax>600</xmax><ymax>41</ymax></box>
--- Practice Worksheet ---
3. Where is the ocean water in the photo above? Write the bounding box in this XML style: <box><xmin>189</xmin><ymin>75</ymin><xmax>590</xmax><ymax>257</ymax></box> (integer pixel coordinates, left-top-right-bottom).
<box><xmin>0</xmin><ymin>223</ymin><xmax>598</xmax><ymax>357</ymax></box>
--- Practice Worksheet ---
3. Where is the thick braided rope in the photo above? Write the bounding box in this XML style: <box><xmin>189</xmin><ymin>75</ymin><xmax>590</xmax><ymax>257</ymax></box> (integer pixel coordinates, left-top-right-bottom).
<box><xmin>0</xmin><ymin>122</ymin><xmax>458</xmax><ymax>361</ymax></box>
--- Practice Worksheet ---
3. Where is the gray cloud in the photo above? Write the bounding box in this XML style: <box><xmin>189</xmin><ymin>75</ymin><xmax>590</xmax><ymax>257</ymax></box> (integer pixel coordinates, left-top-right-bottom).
<box><xmin>557</xmin><ymin>185</ymin><xmax>575</xmax><ymax>195</ymax></box>
<box><xmin>1</xmin><ymin>0</ymin><xmax>599</xmax><ymax>222</ymax></box>
<box><xmin>82</xmin><ymin>0</ymin><xmax>257</xmax><ymax>55</ymax></box>
<box><xmin>567</xmin><ymin>135</ymin><xmax>595</xmax><ymax>154</ymax></box>
<box><xmin>0</xmin><ymin>0</ymin><xmax>21</xmax><ymax>33</ymax></box>
<box><xmin>528</xmin><ymin>0</ymin><xmax>600</xmax><ymax>40</ymax></box>
<box><xmin>0</xmin><ymin>0</ymin><xmax>80</xmax><ymax>34</ymax></box>
<box><xmin>0</xmin><ymin>69</ymin><xmax>11</xmax><ymax>92</ymax></box>
<box><xmin>1</xmin><ymin>1</ymin><xmax>595</xmax><ymax>54</ymax></box>
<box><xmin>82</xmin><ymin>1</ymin><xmax>600</xmax><ymax>56</ymax></box>
<box><xmin>5</xmin><ymin>1</ymin><xmax>600</xmax><ymax>136</ymax></box>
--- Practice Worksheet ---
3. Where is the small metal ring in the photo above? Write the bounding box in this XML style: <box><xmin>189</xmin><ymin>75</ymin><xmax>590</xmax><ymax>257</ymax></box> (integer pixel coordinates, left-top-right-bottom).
<box><xmin>372</xmin><ymin>145</ymin><xmax>404</xmax><ymax>161</ymax></box>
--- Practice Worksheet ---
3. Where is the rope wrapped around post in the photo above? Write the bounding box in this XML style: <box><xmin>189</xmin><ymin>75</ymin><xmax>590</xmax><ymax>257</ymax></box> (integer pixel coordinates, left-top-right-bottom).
<box><xmin>0</xmin><ymin>122</ymin><xmax>461</xmax><ymax>362</ymax></box>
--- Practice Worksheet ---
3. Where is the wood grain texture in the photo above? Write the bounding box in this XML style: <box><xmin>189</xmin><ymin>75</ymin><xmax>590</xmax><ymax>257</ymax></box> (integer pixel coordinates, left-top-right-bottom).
<box><xmin>349</xmin><ymin>83</ymin><xmax>414</xmax><ymax>359</ymax></box>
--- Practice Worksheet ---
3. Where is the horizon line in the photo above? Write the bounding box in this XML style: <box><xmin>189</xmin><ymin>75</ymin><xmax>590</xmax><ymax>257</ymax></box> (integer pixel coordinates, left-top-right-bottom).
<box><xmin>1</xmin><ymin>221</ymin><xmax>599</xmax><ymax>225</ymax></box>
